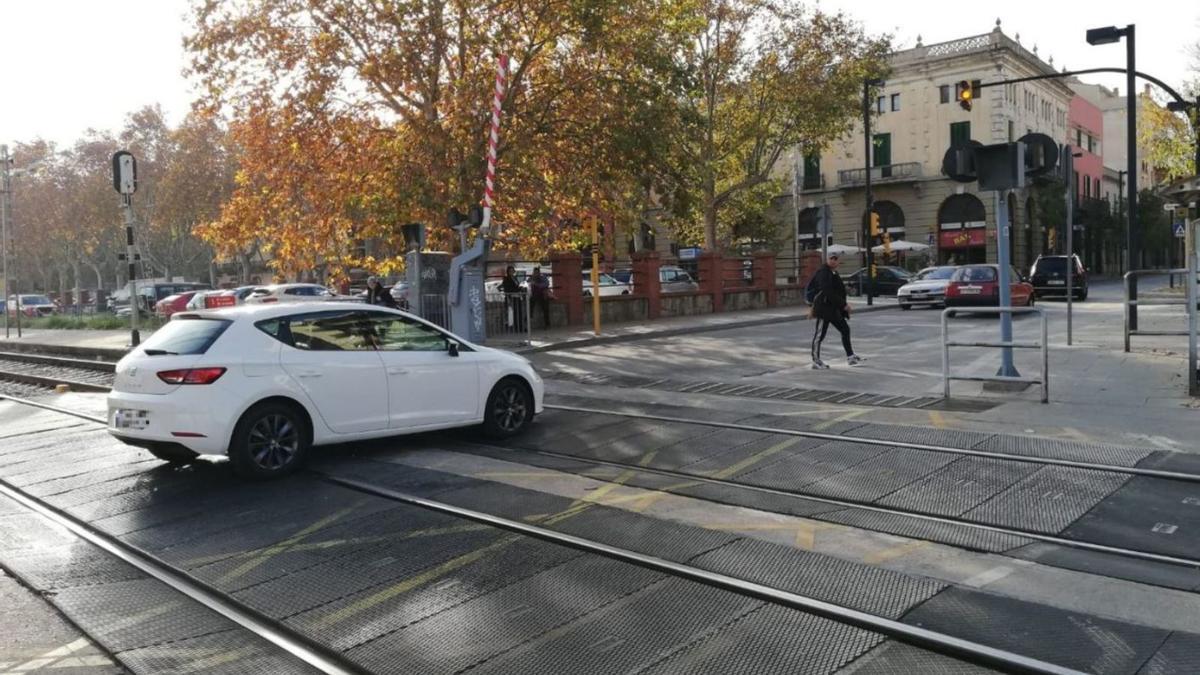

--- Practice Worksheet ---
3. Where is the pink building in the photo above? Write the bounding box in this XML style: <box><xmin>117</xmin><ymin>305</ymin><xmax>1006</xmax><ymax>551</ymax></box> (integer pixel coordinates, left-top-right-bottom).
<box><xmin>1068</xmin><ymin>95</ymin><xmax>1104</xmax><ymax>205</ymax></box>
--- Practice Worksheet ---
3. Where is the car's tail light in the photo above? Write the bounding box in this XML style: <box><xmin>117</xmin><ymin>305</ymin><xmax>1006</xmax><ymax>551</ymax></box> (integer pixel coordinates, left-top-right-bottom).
<box><xmin>259</xmin><ymin>297</ymin><xmax>278</xmax><ymax>303</ymax></box>
<box><xmin>945</xmin><ymin>284</ymin><xmax>958</xmax><ymax>297</ymax></box>
<box><xmin>157</xmin><ymin>367</ymin><xmax>227</xmax><ymax>385</ymax></box>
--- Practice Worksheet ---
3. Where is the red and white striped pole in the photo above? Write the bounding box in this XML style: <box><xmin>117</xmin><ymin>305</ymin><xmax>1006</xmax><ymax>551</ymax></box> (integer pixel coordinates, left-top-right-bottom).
<box><xmin>481</xmin><ymin>54</ymin><xmax>509</xmax><ymax>238</ymax></box>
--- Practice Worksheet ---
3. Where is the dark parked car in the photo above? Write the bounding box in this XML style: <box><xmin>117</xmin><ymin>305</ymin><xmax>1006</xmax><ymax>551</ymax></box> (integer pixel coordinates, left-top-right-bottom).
<box><xmin>1029</xmin><ymin>255</ymin><xmax>1087</xmax><ymax>300</ymax></box>
<box><xmin>845</xmin><ymin>266</ymin><xmax>912</xmax><ymax>296</ymax></box>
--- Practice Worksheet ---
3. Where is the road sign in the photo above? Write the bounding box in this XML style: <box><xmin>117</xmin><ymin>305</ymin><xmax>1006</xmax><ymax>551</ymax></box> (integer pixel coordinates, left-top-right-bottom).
<box><xmin>1174</xmin><ymin>222</ymin><xmax>1186</xmax><ymax>238</ymax></box>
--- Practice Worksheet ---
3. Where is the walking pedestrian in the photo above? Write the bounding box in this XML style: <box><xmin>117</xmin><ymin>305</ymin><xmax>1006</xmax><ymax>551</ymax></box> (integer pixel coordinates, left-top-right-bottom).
<box><xmin>807</xmin><ymin>253</ymin><xmax>863</xmax><ymax>369</ymax></box>
<box><xmin>528</xmin><ymin>266</ymin><xmax>551</xmax><ymax>327</ymax></box>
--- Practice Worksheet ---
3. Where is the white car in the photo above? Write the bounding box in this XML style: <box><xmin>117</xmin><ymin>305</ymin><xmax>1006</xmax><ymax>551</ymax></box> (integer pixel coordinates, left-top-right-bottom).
<box><xmin>107</xmin><ymin>302</ymin><xmax>544</xmax><ymax>477</ymax></box>
<box><xmin>581</xmin><ymin>272</ymin><xmax>631</xmax><ymax>297</ymax></box>
<box><xmin>244</xmin><ymin>283</ymin><xmax>339</xmax><ymax>304</ymax></box>
<box><xmin>896</xmin><ymin>266</ymin><xmax>958</xmax><ymax>310</ymax></box>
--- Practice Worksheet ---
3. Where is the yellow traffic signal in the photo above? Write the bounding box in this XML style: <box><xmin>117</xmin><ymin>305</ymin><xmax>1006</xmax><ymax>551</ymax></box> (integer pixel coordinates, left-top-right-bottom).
<box><xmin>956</xmin><ymin>80</ymin><xmax>973</xmax><ymax>111</ymax></box>
<box><xmin>869</xmin><ymin>263</ymin><xmax>878</xmax><ymax>278</ymax></box>
<box><xmin>869</xmin><ymin>211</ymin><xmax>881</xmax><ymax>237</ymax></box>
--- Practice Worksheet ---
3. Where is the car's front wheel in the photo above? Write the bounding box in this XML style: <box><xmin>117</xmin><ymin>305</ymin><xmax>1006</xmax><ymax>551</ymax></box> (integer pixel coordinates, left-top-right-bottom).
<box><xmin>483</xmin><ymin>378</ymin><xmax>534</xmax><ymax>439</ymax></box>
<box><xmin>229</xmin><ymin>402</ymin><xmax>310</xmax><ymax>479</ymax></box>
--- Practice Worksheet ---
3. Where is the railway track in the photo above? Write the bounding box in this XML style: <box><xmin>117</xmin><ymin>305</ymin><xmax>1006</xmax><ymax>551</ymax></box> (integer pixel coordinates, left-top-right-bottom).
<box><xmin>0</xmin><ymin>394</ymin><xmax>1086</xmax><ymax>675</ymax></box>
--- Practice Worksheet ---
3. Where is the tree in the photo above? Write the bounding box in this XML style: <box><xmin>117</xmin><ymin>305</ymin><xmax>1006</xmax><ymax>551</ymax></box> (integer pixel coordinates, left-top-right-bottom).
<box><xmin>1140</xmin><ymin>92</ymin><xmax>1196</xmax><ymax>181</ymax></box>
<box><xmin>665</xmin><ymin>1</ymin><xmax>889</xmax><ymax>250</ymax></box>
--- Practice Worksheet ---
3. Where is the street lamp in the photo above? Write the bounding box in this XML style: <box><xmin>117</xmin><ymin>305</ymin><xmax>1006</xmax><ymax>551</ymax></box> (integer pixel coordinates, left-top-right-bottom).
<box><xmin>1087</xmin><ymin>24</ymin><xmax>1138</xmax><ymax>324</ymax></box>
<box><xmin>862</xmin><ymin>77</ymin><xmax>885</xmax><ymax>306</ymax></box>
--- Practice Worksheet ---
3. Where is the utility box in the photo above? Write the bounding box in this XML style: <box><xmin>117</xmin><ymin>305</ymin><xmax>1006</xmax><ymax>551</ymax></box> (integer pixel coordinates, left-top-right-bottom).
<box><xmin>405</xmin><ymin>251</ymin><xmax>452</xmax><ymax>327</ymax></box>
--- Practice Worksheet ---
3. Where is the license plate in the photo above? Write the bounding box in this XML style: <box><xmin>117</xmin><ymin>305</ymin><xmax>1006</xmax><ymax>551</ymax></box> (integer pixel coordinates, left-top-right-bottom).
<box><xmin>113</xmin><ymin>409</ymin><xmax>150</xmax><ymax>430</ymax></box>
<box><xmin>960</xmin><ymin>286</ymin><xmax>981</xmax><ymax>295</ymax></box>
<box><xmin>1048</xmin><ymin>280</ymin><xmax>1065</xmax><ymax>286</ymax></box>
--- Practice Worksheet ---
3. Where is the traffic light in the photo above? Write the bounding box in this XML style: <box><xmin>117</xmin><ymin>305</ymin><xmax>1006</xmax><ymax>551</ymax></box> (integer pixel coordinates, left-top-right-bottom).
<box><xmin>869</xmin><ymin>263</ymin><xmax>878</xmax><ymax>279</ymax></box>
<box><xmin>869</xmin><ymin>211</ymin><xmax>881</xmax><ymax>237</ymax></box>
<box><xmin>956</xmin><ymin>80</ymin><xmax>973</xmax><ymax>111</ymax></box>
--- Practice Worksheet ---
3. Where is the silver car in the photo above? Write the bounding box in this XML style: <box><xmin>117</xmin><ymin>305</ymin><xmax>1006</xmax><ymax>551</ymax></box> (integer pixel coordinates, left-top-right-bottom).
<box><xmin>897</xmin><ymin>266</ymin><xmax>958</xmax><ymax>310</ymax></box>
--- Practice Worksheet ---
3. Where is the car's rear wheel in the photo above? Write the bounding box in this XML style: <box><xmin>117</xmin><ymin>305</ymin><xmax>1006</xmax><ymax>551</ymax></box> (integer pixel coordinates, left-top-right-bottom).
<box><xmin>146</xmin><ymin>443</ymin><xmax>199</xmax><ymax>466</ymax></box>
<box><xmin>483</xmin><ymin>378</ymin><xmax>534</xmax><ymax>439</ymax></box>
<box><xmin>229</xmin><ymin>402</ymin><xmax>310</xmax><ymax>479</ymax></box>
<box><xmin>899</xmin><ymin>302</ymin><xmax>911</xmax><ymax>311</ymax></box>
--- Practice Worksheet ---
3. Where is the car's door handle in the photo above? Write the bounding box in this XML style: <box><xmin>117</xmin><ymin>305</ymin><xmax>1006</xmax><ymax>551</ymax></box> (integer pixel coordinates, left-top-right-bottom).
<box><xmin>387</xmin><ymin>367</ymin><xmax>409</xmax><ymax>376</ymax></box>
<box><xmin>295</xmin><ymin>369</ymin><xmax>323</xmax><ymax>378</ymax></box>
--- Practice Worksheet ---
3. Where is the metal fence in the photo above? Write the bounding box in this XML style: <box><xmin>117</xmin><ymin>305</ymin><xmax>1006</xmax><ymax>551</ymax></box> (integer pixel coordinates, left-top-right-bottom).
<box><xmin>1122</xmin><ymin>268</ymin><xmax>1191</xmax><ymax>352</ymax></box>
<box><xmin>414</xmin><ymin>293</ymin><xmax>450</xmax><ymax>330</ymax></box>
<box><xmin>485</xmin><ymin>291</ymin><xmax>531</xmax><ymax>345</ymax></box>
<box><xmin>942</xmin><ymin>307</ymin><xmax>1048</xmax><ymax>404</ymax></box>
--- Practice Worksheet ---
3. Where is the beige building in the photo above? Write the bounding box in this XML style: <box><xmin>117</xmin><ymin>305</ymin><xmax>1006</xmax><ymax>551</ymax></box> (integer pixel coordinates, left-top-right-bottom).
<box><xmin>780</xmin><ymin>22</ymin><xmax>1075</xmax><ymax>273</ymax></box>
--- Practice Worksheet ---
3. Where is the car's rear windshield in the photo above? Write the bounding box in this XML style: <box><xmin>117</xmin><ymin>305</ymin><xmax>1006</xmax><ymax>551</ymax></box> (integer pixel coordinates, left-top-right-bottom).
<box><xmin>21</xmin><ymin>295</ymin><xmax>53</xmax><ymax>305</ymax></box>
<box><xmin>916</xmin><ymin>267</ymin><xmax>956</xmax><ymax>281</ymax></box>
<box><xmin>139</xmin><ymin>317</ymin><xmax>232</xmax><ymax>355</ymax></box>
<box><xmin>955</xmin><ymin>267</ymin><xmax>997</xmax><ymax>282</ymax></box>
<box><xmin>1034</xmin><ymin>257</ymin><xmax>1068</xmax><ymax>273</ymax></box>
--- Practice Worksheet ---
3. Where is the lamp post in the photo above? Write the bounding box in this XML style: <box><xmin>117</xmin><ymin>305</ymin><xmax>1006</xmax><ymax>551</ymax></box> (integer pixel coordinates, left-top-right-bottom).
<box><xmin>862</xmin><ymin>77</ymin><xmax>885</xmax><ymax>305</ymax></box>
<box><xmin>1087</xmin><ymin>24</ymin><xmax>1138</xmax><ymax>325</ymax></box>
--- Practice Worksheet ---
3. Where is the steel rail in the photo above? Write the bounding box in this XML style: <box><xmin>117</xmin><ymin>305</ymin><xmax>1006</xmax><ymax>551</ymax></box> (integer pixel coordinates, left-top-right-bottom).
<box><xmin>545</xmin><ymin>404</ymin><xmax>1200</xmax><ymax>484</ymax></box>
<box><xmin>460</xmin><ymin>440</ymin><xmax>1200</xmax><ymax>570</ymax></box>
<box><xmin>0</xmin><ymin>475</ymin><xmax>364</xmax><ymax>675</ymax></box>
<box><xmin>0</xmin><ymin>351</ymin><xmax>117</xmax><ymax>372</ymax></box>
<box><xmin>0</xmin><ymin>369</ymin><xmax>111</xmax><ymax>393</ymax></box>
<box><xmin>323</xmin><ymin>473</ymin><xmax>1084</xmax><ymax>675</ymax></box>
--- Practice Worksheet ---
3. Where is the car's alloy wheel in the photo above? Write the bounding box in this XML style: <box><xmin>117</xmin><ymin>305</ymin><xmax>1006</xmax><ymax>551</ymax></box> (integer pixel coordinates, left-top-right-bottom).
<box><xmin>230</xmin><ymin>403</ymin><xmax>309</xmax><ymax>478</ymax></box>
<box><xmin>484</xmin><ymin>380</ymin><xmax>533</xmax><ymax>438</ymax></box>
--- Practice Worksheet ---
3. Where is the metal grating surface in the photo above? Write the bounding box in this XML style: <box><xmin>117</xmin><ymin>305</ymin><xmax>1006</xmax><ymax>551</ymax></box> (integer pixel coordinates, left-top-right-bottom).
<box><xmin>733</xmin><ymin>442</ymin><xmax>891</xmax><ymax>491</ymax></box>
<box><xmin>345</xmin><ymin>555</ymin><xmax>665</xmax><ymax>675</ymax></box>
<box><xmin>801</xmin><ymin>448</ymin><xmax>959</xmax><ymax>502</ymax></box>
<box><xmin>547</xmin><ymin>504</ymin><xmax>739</xmax><ymax>563</ymax></box>
<box><xmin>468</xmin><ymin>577</ymin><xmax>762</xmax><ymax>675</ymax></box>
<box><xmin>876</xmin><ymin>457</ymin><xmax>1042</xmax><ymax>517</ymax></box>
<box><xmin>116</xmin><ymin>629</ymin><xmax>323</xmax><ymax>675</ymax></box>
<box><xmin>1007</xmin><ymin>543</ymin><xmax>1200</xmax><ymax>592</ymax></box>
<box><xmin>838</xmin><ymin>640</ymin><xmax>1001</xmax><ymax>674</ymax></box>
<box><xmin>673</xmin><ymin>481</ymin><xmax>846</xmax><ymax>519</ymax></box>
<box><xmin>691</xmin><ymin>538</ymin><xmax>946</xmax><ymax>619</ymax></box>
<box><xmin>675</xmin><ymin>435</ymin><xmax>827</xmax><ymax>477</ymax></box>
<box><xmin>650</xmin><ymin>429</ymin><xmax>776</xmax><ymax>471</ymax></box>
<box><xmin>971</xmin><ymin>434</ymin><xmax>1153</xmax><ymax>468</ymax></box>
<box><xmin>578</xmin><ymin>424</ymin><xmax>721</xmax><ymax>464</ymax></box>
<box><xmin>288</xmin><ymin>536</ymin><xmax>584</xmax><ymax>653</ymax></box>
<box><xmin>1060</xmin><ymin>476</ymin><xmax>1200</xmax><ymax>562</ymax></box>
<box><xmin>4</xmin><ymin>542</ymin><xmax>147</xmax><ymax>589</ymax></box>
<box><xmin>51</xmin><ymin>577</ymin><xmax>234</xmax><ymax>652</ymax></box>
<box><xmin>848</xmin><ymin>423</ymin><xmax>996</xmax><ymax>451</ymax></box>
<box><xmin>643</xmin><ymin>603</ymin><xmax>885</xmax><ymax>675</ymax></box>
<box><xmin>0</xmin><ymin>512</ymin><xmax>77</xmax><ymax>551</ymax></box>
<box><xmin>1138</xmin><ymin>632</ymin><xmax>1200</xmax><ymax>675</ymax></box>
<box><xmin>962</xmin><ymin>466</ymin><xmax>1130</xmax><ymax>534</ymax></box>
<box><xmin>818</xmin><ymin>508</ymin><xmax>1035</xmax><ymax>554</ymax></box>
<box><xmin>902</xmin><ymin>587</ymin><xmax>1169</xmax><ymax>675</ymax></box>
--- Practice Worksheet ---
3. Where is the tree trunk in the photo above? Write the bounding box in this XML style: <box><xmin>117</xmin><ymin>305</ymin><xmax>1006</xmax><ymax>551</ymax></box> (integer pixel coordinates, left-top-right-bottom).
<box><xmin>703</xmin><ymin>200</ymin><xmax>718</xmax><ymax>252</ymax></box>
<box><xmin>72</xmin><ymin>260</ymin><xmax>82</xmax><ymax>315</ymax></box>
<box><xmin>88</xmin><ymin>262</ymin><xmax>103</xmax><ymax>291</ymax></box>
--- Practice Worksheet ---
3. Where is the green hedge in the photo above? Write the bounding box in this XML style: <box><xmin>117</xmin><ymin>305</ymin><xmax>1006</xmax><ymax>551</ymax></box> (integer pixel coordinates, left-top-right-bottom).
<box><xmin>18</xmin><ymin>315</ymin><xmax>164</xmax><ymax>330</ymax></box>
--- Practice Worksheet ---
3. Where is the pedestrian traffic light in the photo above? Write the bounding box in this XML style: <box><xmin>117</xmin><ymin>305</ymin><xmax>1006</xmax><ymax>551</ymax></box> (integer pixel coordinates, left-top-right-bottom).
<box><xmin>869</xmin><ymin>211</ymin><xmax>881</xmax><ymax>237</ymax></box>
<box><xmin>956</xmin><ymin>80</ymin><xmax>973</xmax><ymax>111</ymax></box>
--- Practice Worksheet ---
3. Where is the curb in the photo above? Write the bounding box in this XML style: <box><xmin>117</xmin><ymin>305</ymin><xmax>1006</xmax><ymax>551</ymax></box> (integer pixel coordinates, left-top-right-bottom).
<box><xmin>515</xmin><ymin>303</ymin><xmax>896</xmax><ymax>354</ymax></box>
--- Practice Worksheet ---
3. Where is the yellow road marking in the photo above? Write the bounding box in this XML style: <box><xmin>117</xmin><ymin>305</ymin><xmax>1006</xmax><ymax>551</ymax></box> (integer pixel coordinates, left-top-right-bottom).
<box><xmin>812</xmin><ymin>409</ymin><xmax>867</xmax><ymax>432</ymax></box>
<box><xmin>217</xmin><ymin>506</ymin><xmax>359</xmax><ymax>583</ymax></box>
<box><xmin>863</xmin><ymin>539</ymin><xmax>930</xmax><ymax>565</ymax></box>
<box><xmin>311</xmin><ymin>536</ymin><xmax>521</xmax><ymax>628</ymax></box>
<box><xmin>711</xmin><ymin>437</ymin><xmax>803</xmax><ymax>480</ymax></box>
<box><xmin>476</xmin><ymin>471</ymin><xmax>561</xmax><ymax>479</ymax></box>
<box><xmin>928</xmin><ymin>411</ymin><xmax>947</xmax><ymax>429</ymax></box>
<box><xmin>176</xmin><ymin>647</ymin><xmax>258</xmax><ymax>674</ymax></box>
<box><xmin>1062</xmin><ymin>427</ymin><xmax>1092</xmax><ymax>443</ymax></box>
<box><xmin>638</xmin><ymin>451</ymin><xmax>658</xmax><ymax>467</ymax></box>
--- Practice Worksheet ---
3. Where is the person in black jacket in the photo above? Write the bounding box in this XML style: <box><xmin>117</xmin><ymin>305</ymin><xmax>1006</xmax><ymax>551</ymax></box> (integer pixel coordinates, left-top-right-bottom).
<box><xmin>807</xmin><ymin>253</ymin><xmax>863</xmax><ymax>369</ymax></box>
<box><xmin>365</xmin><ymin>276</ymin><xmax>398</xmax><ymax>309</ymax></box>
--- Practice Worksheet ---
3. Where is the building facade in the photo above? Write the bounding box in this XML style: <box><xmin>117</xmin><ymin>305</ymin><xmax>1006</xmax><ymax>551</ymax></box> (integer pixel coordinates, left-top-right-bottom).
<box><xmin>781</xmin><ymin>23</ymin><xmax>1078</xmax><ymax>273</ymax></box>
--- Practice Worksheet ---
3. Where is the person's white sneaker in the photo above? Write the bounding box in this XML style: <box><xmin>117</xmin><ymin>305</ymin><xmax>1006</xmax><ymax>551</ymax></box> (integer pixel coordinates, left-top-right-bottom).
<box><xmin>811</xmin><ymin>359</ymin><xmax>830</xmax><ymax>370</ymax></box>
<box><xmin>847</xmin><ymin>354</ymin><xmax>864</xmax><ymax>366</ymax></box>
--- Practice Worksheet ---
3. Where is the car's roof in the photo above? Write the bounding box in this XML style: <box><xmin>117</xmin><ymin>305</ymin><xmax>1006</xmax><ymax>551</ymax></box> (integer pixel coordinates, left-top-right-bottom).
<box><xmin>179</xmin><ymin>301</ymin><xmax>409</xmax><ymax>321</ymax></box>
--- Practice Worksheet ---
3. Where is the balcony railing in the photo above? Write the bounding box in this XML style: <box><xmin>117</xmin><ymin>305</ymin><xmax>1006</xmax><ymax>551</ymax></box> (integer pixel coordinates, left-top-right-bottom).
<box><xmin>837</xmin><ymin>162</ymin><xmax>923</xmax><ymax>187</ymax></box>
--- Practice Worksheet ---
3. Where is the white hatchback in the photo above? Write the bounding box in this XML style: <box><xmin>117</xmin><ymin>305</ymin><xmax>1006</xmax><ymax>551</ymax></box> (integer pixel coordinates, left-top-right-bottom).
<box><xmin>107</xmin><ymin>303</ymin><xmax>544</xmax><ymax>477</ymax></box>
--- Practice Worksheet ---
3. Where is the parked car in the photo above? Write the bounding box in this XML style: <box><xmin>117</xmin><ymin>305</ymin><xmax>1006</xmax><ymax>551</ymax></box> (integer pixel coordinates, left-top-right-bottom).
<box><xmin>844</xmin><ymin>266</ymin><xmax>912</xmax><ymax>296</ymax></box>
<box><xmin>896</xmin><ymin>266</ymin><xmax>958</xmax><ymax>310</ymax></box>
<box><xmin>6</xmin><ymin>294</ymin><xmax>57</xmax><ymax>317</ymax></box>
<box><xmin>245</xmin><ymin>283</ymin><xmax>339</xmax><ymax>304</ymax></box>
<box><xmin>106</xmin><ymin>303</ymin><xmax>543</xmax><ymax>477</ymax></box>
<box><xmin>612</xmin><ymin>266</ymin><xmax>700</xmax><ymax>294</ymax></box>
<box><xmin>156</xmin><ymin>292</ymin><xmax>201</xmax><ymax>319</ymax></box>
<box><xmin>581</xmin><ymin>272</ymin><xmax>631</xmax><ymax>297</ymax></box>
<box><xmin>1030</xmin><ymin>254</ymin><xmax>1087</xmax><ymax>301</ymax></box>
<box><xmin>944</xmin><ymin>265</ymin><xmax>1034</xmax><ymax>311</ymax></box>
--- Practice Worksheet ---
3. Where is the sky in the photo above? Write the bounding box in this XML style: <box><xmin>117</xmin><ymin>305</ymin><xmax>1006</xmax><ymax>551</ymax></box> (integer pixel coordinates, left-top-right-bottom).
<box><xmin>2</xmin><ymin>0</ymin><xmax>1197</xmax><ymax>150</ymax></box>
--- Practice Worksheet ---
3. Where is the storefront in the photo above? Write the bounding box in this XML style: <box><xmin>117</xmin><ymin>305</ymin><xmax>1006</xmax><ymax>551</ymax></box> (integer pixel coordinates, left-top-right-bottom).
<box><xmin>938</xmin><ymin>193</ymin><xmax>987</xmax><ymax>264</ymax></box>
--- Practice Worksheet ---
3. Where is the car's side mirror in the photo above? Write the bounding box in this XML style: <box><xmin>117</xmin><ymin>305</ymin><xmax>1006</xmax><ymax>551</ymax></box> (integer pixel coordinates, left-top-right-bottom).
<box><xmin>447</xmin><ymin>341</ymin><xmax>460</xmax><ymax>357</ymax></box>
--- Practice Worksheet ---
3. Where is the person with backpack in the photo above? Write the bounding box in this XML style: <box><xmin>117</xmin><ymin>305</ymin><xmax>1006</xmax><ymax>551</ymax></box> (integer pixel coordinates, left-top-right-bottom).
<box><xmin>806</xmin><ymin>253</ymin><xmax>863</xmax><ymax>369</ymax></box>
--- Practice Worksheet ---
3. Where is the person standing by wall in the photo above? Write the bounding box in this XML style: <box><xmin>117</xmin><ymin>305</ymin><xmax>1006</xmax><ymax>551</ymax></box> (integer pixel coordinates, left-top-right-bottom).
<box><xmin>807</xmin><ymin>253</ymin><xmax>863</xmax><ymax>369</ymax></box>
<box><xmin>528</xmin><ymin>266</ymin><xmax>551</xmax><ymax>328</ymax></box>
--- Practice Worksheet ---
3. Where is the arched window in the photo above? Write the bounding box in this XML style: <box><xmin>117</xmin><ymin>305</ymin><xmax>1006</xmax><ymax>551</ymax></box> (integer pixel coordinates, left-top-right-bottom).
<box><xmin>938</xmin><ymin>193</ymin><xmax>986</xmax><ymax>226</ymax></box>
<box><xmin>873</xmin><ymin>200</ymin><xmax>905</xmax><ymax>234</ymax></box>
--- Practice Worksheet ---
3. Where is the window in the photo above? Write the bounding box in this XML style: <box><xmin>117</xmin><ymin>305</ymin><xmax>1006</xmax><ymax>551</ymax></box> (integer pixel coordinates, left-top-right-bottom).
<box><xmin>803</xmin><ymin>153</ymin><xmax>821</xmax><ymax>189</ymax></box>
<box><xmin>950</xmin><ymin>121</ymin><xmax>971</xmax><ymax>147</ymax></box>
<box><xmin>366</xmin><ymin>313</ymin><xmax>451</xmax><ymax>352</ymax></box>
<box><xmin>939</xmin><ymin>85</ymin><xmax>950</xmax><ymax>104</ymax></box>
<box><xmin>1076</xmin><ymin>129</ymin><xmax>1082</xmax><ymax>147</ymax></box>
<box><xmin>140</xmin><ymin>318</ymin><xmax>232</xmax><ymax>355</ymax></box>
<box><xmin>876</xmin><ymin>96</ymin><xmax>885</xmax><ymax>114</ymax></box>
<box><xmin>1095</xmin><ymin>178</ymin><xmax>1101</xmax><ymax>196</ymax></box>
<box><xmin>1087</xmin><ymin>135</ymin><xmax>1096</xmax><ymax>153</ymax></box>
<box><xmin>288</xmin><ymin>311</ymin><xmax>377</xmax><ymax>351</ymax></box>
<box><xmin>891</xmin><ymin>94</ymin><xmax>900</xmax><ymax>111</ymax></box>
<box><xmin>1007</xmin><ymin>120</ymin><xmax>1014</xmax><ymax>142</ymax></box>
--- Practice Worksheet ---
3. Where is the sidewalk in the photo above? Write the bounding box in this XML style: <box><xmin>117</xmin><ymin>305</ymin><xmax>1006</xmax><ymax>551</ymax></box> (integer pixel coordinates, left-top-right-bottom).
<box><xmin>0</xmin><ymin>297</ymin><xmax>898</xmax><ymax>358</ymax></box>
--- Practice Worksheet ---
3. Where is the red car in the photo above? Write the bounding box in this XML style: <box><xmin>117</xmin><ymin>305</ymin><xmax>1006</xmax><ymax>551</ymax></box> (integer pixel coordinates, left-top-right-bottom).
<box><xmin>155</xmin><ymin>292</ymin><xmax>200</xmax><ymax>319</ymax></box>
<box><xmin>944</xmin><ymin>265</ymin><xmax>1034</xmax><ymax>310</ymax></box>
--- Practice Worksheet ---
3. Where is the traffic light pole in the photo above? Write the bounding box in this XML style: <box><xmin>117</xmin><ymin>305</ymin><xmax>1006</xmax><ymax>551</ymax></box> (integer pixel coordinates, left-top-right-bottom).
<box><xmin>862</xmin><ymin>80</ymin><xmax>875</xmax><ymax>306</ymax></box>
<box><xmin>995</xmin><ymin>190</ymin><xmax>1018</xmax><ymax>378</ymax></box>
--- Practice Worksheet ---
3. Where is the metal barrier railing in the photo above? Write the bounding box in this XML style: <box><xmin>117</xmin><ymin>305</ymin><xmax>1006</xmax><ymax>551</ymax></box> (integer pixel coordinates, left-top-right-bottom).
<box><xmin>415</xmin><ymin>293</ymin><xmax>450</xmax><ymax>330</ymax></box>
<box><xmin>1123</xmin><ymin>268</ymin><xmax>1191</xmax><ymax>352</ymax></box>
<box><xmin>942</xmin><ymin>307</ymin><xmax>1048</xmax><ymax>404</ymax></box>
<box><xmin>484</xmin><ymin>291</ymin><xmax>531</xmax><ymax>345</ymax></box>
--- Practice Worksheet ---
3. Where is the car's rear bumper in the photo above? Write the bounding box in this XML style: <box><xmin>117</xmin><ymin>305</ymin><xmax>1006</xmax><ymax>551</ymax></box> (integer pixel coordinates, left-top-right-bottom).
<box><xmin>106</xmin><ymin>390</ymin><xmax>234</xmax><ymax>455</ymax></box>
<box><xmin>1033</xmin><ymin>284</ymin><xmax>1085</xmax><ymax>296</ymax></box>
<box><xmin>944</xmin><ymin>296</ymin><xmax>1000</xmax><ymax>307</ymax></box>
<box><xmin>898</xmin><ymin>294</ymin><xmax>945</xmax><ymax>306</ymax></box>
